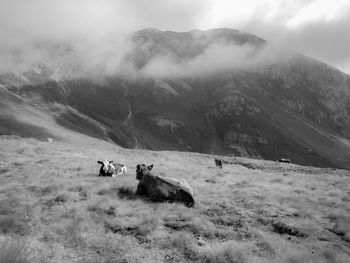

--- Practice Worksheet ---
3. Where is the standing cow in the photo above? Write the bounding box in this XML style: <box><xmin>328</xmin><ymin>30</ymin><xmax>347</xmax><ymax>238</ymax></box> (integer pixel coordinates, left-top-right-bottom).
<box><xmin>215</xmin><ymin>158</ymin><xmax>223</xmax><ymax>169</ymax></box>
<box><xmin>135</xmin><ymin>164</ymin><xmax>195</xmax><ymax>206</ymax></box>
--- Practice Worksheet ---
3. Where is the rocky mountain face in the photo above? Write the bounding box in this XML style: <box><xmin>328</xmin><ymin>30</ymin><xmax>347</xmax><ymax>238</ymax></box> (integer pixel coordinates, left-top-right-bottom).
<box><xmin>1</xmin><ymin>28</ymin><xmax>350</xmax><ymax>169</ymax></box>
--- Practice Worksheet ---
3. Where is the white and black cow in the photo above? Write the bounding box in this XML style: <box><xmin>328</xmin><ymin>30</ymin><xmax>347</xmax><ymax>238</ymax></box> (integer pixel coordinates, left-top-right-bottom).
<box><xmin>97</xmin><ymin>160</ymin><xmax>127</xmax><ymax>177</ymax></box>
<box><xmin>278</xmin><ymin>158</ymin><xmax>291</xmax><ymax>163</ymax></box>
<box><xmin>97</xmin><ymin>160</ymin><xmax>116</xmax><ymax>177</ymax></box>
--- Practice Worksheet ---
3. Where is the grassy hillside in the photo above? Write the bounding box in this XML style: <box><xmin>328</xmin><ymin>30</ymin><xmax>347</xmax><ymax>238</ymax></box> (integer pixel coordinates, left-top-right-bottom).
<box><xmin>0</xmin><ymin>134</ymin><xmax>349</xmax><ymax>263</ymax></box>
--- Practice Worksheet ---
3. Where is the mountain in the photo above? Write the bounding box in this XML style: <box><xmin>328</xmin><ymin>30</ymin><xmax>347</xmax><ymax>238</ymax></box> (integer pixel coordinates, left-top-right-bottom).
<box><xmin>1</xmin><ymin>28</ymin><xmax>350</xmax><ymax>169</ymax></box>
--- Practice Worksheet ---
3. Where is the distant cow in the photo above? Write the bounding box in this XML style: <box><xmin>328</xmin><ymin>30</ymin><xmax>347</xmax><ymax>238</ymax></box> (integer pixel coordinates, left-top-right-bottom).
<box><xmin>135</xmin><ymin>164</ymin><xmax>195</xmax><ymax>206</ymax></box>
<box><xmin>97</xmin><ymin>160</ymin><xmax>116</xmax><ymax>176</ymax></box>
<box><xmin>98</xmin><ymin>160</ymin><xmax>127</xmax><ymax>176</ymax></box>
<box><xmin>215</xmin><ymin>158</ymin><xmax>223</xmax><ymax>169</ymax></box>
<box><xmin>278</xmin><ymin>158</ymin><xmax>291</xmax><ymax>163</ymax></box>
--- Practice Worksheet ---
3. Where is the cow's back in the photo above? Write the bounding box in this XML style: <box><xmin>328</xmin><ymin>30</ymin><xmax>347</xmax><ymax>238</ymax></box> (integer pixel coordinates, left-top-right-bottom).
<box><xmin>137</xmin><ymin>174</ymin><xmax>194</xmax><ymax>205</ymax></box>
<box><xmin>157</xmin><ymin>176</ymin><xmax>194</xmax><ymax>197</ymax></box>
<box><xmin>138</xmin><ymin>174</ymin><xmax>175</xmax><ymax>200</ymax></box>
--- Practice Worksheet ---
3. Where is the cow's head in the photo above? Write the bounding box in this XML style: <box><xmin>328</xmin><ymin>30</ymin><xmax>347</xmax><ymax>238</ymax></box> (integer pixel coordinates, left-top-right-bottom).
<box><xmin>136</xmin><ymin>164</ymin><xmax>153</xmax><ymax>180</ymax></box>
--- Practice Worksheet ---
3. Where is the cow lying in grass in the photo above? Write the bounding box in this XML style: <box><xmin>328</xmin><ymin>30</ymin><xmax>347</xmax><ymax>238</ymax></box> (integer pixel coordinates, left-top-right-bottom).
<box><xmin>97</xmin><ymin>160</ymin><xmax>127</xmax><ymax>177</ymax></box>
<box><xmin>278</xmin><ymin>158</ymin><xmax>291</xmax><ymax>163</ymax></box>
<box><xmin>135</xmin><ymin>164</ymin><xmax>195</xmax><ymax>206</ymax></box>
<box><xmin>116</xmin><ymin>164</ymin><xmax>127</xmax><ymax>175</ymax></box>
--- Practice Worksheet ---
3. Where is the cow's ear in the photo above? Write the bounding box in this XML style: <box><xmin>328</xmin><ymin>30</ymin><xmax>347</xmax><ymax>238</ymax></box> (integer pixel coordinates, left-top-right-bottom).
<box><xmin>136</xmin><ymin>164</ymin><xmax>140</xmax><ymax>171</ymax></box>
<box><xmin>97</xmin><ymin>161</ymin><xmax>103</xmax><ymax>164</ymax></box>
<box><xmin>148</xmin><ymin>164</ymin><xmax>154</xmax><ymax>171</ymax></box>
<box><xmin>109</xmin><ymin>161</ymin><xmax>114</xmax><ymax>164</ymax></box>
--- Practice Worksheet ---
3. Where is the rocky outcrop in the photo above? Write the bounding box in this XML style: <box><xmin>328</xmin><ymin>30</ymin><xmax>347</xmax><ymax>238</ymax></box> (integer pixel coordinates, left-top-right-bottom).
<box><xmin>150</xmin><ymin>115</ymin><xmax>182</xmax><ymax>129</ymax></box>
<box><xmin>224</xmin><ymin>131</ymin><xmax>269</xmax><ymax>146</ymax></box>
<box><xmin>210</xmin><ymin>94</ymin><xmax>247</xmax><ymax>116</ymax></box>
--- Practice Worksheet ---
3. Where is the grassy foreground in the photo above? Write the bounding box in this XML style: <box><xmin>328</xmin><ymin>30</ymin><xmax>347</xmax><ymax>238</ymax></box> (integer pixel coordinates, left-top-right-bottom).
<box><xmin>0</xmin><ymin>135</ymin><xmax>349</xmax><ymax>263</ymax></box>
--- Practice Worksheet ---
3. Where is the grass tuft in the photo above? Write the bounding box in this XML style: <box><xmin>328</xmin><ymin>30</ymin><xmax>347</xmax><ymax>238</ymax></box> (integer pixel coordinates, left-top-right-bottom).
<box><xmin>284</xmin><ymin>254</ymin><xmax>332</xmax><ymax>263</ymax></box>
<box><xmin>135</xmin><ymin>216</ymin><xmax>159</xmax><ymax>236</ymax></box>
<box><xmin>272</xmin><ymin>221</ymin><xmax>307</xmax><ymax>237</ymax></box>
<box><xmin>117</xmin><ymin>186</ymin><xmax>136</xmax><ymax>199</ymax></box>
<box><xmin>0</xmin><ymin>168</ymin><xmax>9</xmax><ymax>174</ymax></box>
<box><xmin>0</xmin><ymin>199</ymin><xmax>29</xmax><ymax>235</ymax></box>
<box><xmin>54</xmin><ymin>194</ymin><xmax>68</xmax><ymax>203</ymax></box>
<box><xmin>44</xmin><ymin>194</ymin><xmax>69</xmax><ymax>207</ymax></box>
<box><xmin>0</xmin><ymin>215</ymin><xmax>28</xmax><ymax>235</ymax></box>
<box><xmin>323</xmin><ymin>250</ymin><xmax>336</xmax><ymax>263</ymax></box>
<box><xmin>64</xmin><ymin>219</ymin><xmax>85</xmax><ymax>248</ymax></box>
<box><xmin>79</xmin><ymin>189</ymin><xmax>90</xmax><ymax>200</ymax></box>
<box><xmin>36</xmin><ymin>185</ymin><xmax>58</xmax><ymax>196</ymax></box>
<box><xmin>104</xmin><ymin>221</ymin><xmax>136</xmax><ymax>236</ymax></box>
<box><xmin>0</xmin><ymin>237</ymin><xmax>31</xmax><ymax>263</ymax></box>
<box><xmin>87</xmin><ymin>203</ymin><xmax>116</xmax><ymax>217</ymax></box>
<box><xmin>199</xmin><ymin>241</ymin><xmax>247</xmax><ymax>263</ymax></box>
<box><xmin>332</xmin><ymin>215</ymin><xmax>350</xmax><ymax>241</ymax></box>
<box><xmin>252</xmin><ymin>240</ymin><xmax>276</xmax><ymax>259</ymax></box>
<box><xmin>97</xmin><ymin>186</ymin><xmax>119</xmax><ymax>196</ymax></box>
<box><xmin>68</xmin><ymin>185</ymin><xmax>84</xmax><ymax>192</ymax></box>
<box><xmin>205</xmin><ymin>179</ymin><xmax>216</xmax><ymax>184</ymax></box>
<box><xmin>162</xmin><ymin>231</ymin><xmax>199</xmax><ymax>261</ymax></box>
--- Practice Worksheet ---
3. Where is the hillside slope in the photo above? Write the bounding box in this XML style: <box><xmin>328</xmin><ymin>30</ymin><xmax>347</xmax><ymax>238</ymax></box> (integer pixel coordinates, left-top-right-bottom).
<box><xmin>0</xmin><ymin>135</ymin><xmax>349</xmax><ymax>262</ymax></box>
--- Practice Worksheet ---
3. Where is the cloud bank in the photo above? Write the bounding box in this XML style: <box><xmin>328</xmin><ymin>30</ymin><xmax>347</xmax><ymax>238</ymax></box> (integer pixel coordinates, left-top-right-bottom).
<box><xmin>139</xmin><ymin>43</ymin><xmax>288</xmax><ymax>79</ymax></box>
<box><xmin>0</xmin><ymin>0</ymin><xmax>349</xmax><ymax>77</ymax></box>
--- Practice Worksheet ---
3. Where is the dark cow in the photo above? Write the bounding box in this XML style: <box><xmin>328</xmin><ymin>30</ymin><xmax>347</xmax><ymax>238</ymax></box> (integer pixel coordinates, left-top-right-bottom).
<box><xmin>215</xmin><ymin>158</ymin><xmax>223</xmax><ymax>169</ymax></box>
<box><xmin>97</xmin><ymin>160</ymin><xmax>116</xmax><ymax>176</ymax></box>
<box><xmin>278</xmin><ymin>158</ymin><xmax>291</xmax><ymax>163</ymax></box>
<box><xmin>136</xmin><ymin>164</ymin><xmax>195</xmax><ymax>206</ymax></box>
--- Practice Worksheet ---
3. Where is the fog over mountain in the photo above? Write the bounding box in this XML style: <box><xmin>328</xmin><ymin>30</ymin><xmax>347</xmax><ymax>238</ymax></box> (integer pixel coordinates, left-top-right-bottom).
<box><xmin>1</xmin><ymin>0</ymin><xmax>350</xmax><ymax>74</ymax></box>
<box><xmin>0</xmin><ymin>27</ymin><xmax>287</xmax><ymax>80</ymax></box>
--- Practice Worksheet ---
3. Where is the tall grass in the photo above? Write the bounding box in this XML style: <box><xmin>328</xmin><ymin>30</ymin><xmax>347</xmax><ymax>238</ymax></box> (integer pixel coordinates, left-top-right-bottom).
<box><xmin>198</xmin><ymin>241</ymin><xmax>246</xmax><ymax>263</ymax></box>
<box><xmin>161</xmin><ymin>231</ymin><xmax>199</xmax><ymax>261</ymax></box>
<box><xmin>333</xmin><ymin>215</ymin><xmax>350</xmax><ymax>241</ymax></box>
<box><xmin>0</xmin><ymin>237</ymin><xmax>31</xmax><ymax>263</ymax></box>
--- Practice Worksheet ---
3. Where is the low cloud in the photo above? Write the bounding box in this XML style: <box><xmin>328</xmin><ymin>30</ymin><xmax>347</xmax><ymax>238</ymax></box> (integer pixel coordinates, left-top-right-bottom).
<box><xmin>1</xmin><ymin>0</ymin><xmax>350</xmax><ymax>78</ymax></box>
<box><xmin>0</xmin><ymin>31</ymin><xmax>293</xmax><ymax>80</ymax></box>
<box><xmin>280</xmin><ymin>11</ymin><xmax>350</xmax><ymax>74</ymax></box>
<box><xmin>139</xmin><ymin>43</ymin><xmax>286</xmax><ymax>79</ymax></box>
<box><xmin>240</xmin><ymin>1</ymin><xmax>350</xmax><ymax>74</ymax></box>
<box><xmin>0</xmin><ymin>30</ymin><xmax>132</xmax><ymax>78</ymax></box>
<box><xmin>0</xmin><ymin>22</ymin><xmax>289</xmax><ymax>80</ymax></box>
<box><xmin>0</xmin><ymin>0</ymin><xmax>207</xmax><ymax>78</ymax></box>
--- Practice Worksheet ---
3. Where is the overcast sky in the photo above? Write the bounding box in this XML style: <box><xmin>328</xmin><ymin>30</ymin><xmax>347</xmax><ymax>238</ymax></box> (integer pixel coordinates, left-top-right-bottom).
<box><xmin>1</xmin><ymin>0</ymin><xmax>350</xmax><ymax>74</ymax></box>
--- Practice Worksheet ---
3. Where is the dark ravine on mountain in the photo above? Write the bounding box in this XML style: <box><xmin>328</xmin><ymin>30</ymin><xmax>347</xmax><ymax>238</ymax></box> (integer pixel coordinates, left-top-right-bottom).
<box><xmin>1</xmin><ymin>28</ymin><xmax>350</xmax><ymax>169</ymax></box>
